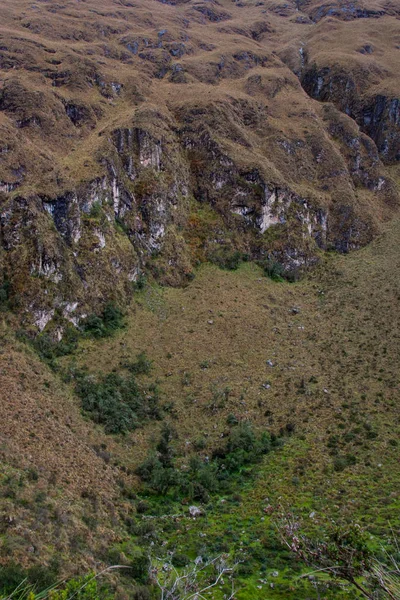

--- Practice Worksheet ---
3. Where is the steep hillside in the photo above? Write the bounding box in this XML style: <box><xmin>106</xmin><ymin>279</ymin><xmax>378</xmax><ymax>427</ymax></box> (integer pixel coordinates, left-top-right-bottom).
<box><xmin>1</xmin><ymin>0</ymin><xmax>400</xmax><ymax>598</ymax></box>
<box><xmin>0</xmin><ymin>0</ymin><xmax>399</xmax><ymax>330</ymax></box>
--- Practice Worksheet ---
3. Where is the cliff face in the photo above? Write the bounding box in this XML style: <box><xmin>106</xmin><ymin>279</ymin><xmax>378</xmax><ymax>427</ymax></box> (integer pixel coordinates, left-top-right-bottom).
<box><xmin>302</xmin><ymin>67</ymin><xmax>400</xmax><ymax>164</ymax></box>
<box><xmin>0</xmin><ymin>0</ymin><xmax>399</xmax><ymax>329</ymax></box>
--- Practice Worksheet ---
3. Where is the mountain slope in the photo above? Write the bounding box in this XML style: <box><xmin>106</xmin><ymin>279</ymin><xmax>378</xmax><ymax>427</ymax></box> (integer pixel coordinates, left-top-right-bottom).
<box><xmin>1</xmin><ymin>214</ymin><xmax>400</xmax><ymax>597</ymax></box>
<box><xmin>0</xmin><ymin>0</ymin><xmax>399</xmax><ymax>329</ymax></box>
<box><xmin>0</xmin><ymin>1</ymin><xmax>400</xmax><ymax>597</ymax></box>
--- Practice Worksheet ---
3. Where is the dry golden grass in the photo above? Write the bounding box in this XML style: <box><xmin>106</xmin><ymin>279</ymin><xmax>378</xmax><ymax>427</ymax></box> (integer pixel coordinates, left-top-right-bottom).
<box><xmin>76</xmin><ymin>212</ymin><xmax>400</xmax><ymax>476</ymax></box>
<box><xmin>0</xmin><ymin>0</ymin><xmax>398</xmax><ymax>195</ymax></box>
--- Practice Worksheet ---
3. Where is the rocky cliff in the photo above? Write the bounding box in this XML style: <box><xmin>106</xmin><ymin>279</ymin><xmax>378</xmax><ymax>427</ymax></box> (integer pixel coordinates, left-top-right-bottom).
<box><xmin>0</xmin><ymin>0</ymin><xmax>399</xmax><ymax>330</ymax></box>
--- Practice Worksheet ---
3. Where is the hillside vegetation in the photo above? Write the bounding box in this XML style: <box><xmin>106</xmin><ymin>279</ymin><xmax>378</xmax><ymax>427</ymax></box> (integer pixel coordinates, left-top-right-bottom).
<box><xmin>1</xmin><ymin>212</ymin><xmax>400</xmax><ymax>597</ymax></box>
<box><xmin>0</xmin><ymin>0</ymin><xmax>400</xmax><ymax>598</ymax></box>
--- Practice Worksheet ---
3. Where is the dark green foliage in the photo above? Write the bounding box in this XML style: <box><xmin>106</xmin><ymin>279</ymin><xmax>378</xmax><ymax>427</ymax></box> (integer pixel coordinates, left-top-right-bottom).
<box><xmin>193</xmin><ymin>436</ymin><xmax>207</xmax><ymax>450</ymax></box>
<box><xmin>136</xmin><ymin>500</ymin><xmax>149</xmax><ymax>514</ymax></box>
<box><xmin>127</xmin><ymin>554</ymin><xmax>150</xmax><ymax>584</ymax></box>
<box><xmin>18</xmin><ymin>325</ymin><xmax>80</xmax><ymax>365</ymax></box>
<box><xmin>137</xmin><ymin>422</ymin><xmax>279</xmax><ymax>501</ymax></box>
<box><xmin>260</xmin><ymin>258</ymin><xmax>285</xmax><ymax>281</ymax></box>
<box><xmin>363</xmin><ymin>422</ymin><xmax>378</xmax><ymax>440</ymax></box>
<box><xmin>333</xmin><ymin>453</ymin><xmax>357</xmax><ymax>472</ymax></box>
<box><xmin>0</xmin><ymin>279</ymin><xmax>10</xmax><ymax>311</ymax></box>
<box><xmin>132</xmin><ymin>586</ymin><xmax>151</xmax><ymax>600</ymax></box>
<box><xmin>157</xmin><ymin>423</ymin><xmax>176</xmax><ymax>467</ymax></box>
<box><xmin>150</xmin><ymin>466</ymin><xmax>179</xmax><ymax>495</ymax></box>
<box><xmin>122</xmin><ymin>352</ymin><xmax>153</xmax><ymax>376</ymax></box>
<box><xmin>0</xmin><ymin>563</ymin><xmax>28</xmax><ymax>594</ymax></box>
<box><xmin>102</xmin><ymin>302</ymin><xmax>124</xmax><ymax>331</ymax></box>
<box><xmin>75</xmin><ymin>371</ymin><xmax>161</xmax><ymax>434</ymax></box>
<box><xmin>207</xmin><ymin>247</ymin><xmax>244</xmax><ymax>271</ymax></box>
<box><xmin>26</xmin><ymin>565</ymin><xmax>59</xmax><ymax>589</ymax></box>
<box><xmin>31</xmin><ymin>327</ymin><xmax>79</xmax><ymax>361</ymax></box>
<box><xmin>0</xmin><ymin>562</ymin><xmax>58</xmax><ymax>595</ymax></box>
<box><xmin>89</xmin><ymin>201</ymin><xmax>102</xmax><ymax>218</ymax></box>
<box><xmin>50</xmin><ymin>573</ymin><xmax>111</xmax><ymax>600</ymax></box>
<box><xmin>226</xmin><ymin>413</ymin><xmax>239</xmax><ymax>426</ymax></box>
<box><xmin>136</xmin><ymin>454</ymin><xmax>161</xmax><ymax>482</ymax></box>
<box><xmin>171</xmin><ymin>553</ymin><xmax>189</xmax><ymax>567</ymax></box>
<box><xmin>216</xmin><ymin>422</ymin><xmax>272</xmax><ymax>473</ymax></box>
<box><xmin>133</xmin><ymin>274</ymin><xmax>147</xmax><ymax>291</ymax></box>
<box><xmin>81</xmin><ymin>302</ymin><xmax>125</xmax><ymax>338</ymax></box>
<box><xmin>81</xmin><ymin>314</ymin><xmax>105</xmax><ymax>338</ymax></box>
<box><xmin>259</xmin><ymin>258</ymin><xmax>300</xmax><ymax>283</ymax></box>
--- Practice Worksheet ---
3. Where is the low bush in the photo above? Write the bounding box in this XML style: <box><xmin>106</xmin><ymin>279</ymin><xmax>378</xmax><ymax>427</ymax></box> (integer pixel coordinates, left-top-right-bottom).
<box><xmin>127</xmin><ymin>553</ymin><xmax>150</xmax><ymax>584</ymax></box>
<box><xmin>122</xmin><ymin>352</ymin><xmax>152</xmax><ymax>376</ymax></box>
<box><xmin>30</xmin><ymin>327</ymin><xmax>79</xmax><ymax>362</ymax></box>
<box><xmin>81</xmin><ymin>302</ymin><xmax>124</xmax><ymax>338</ymax></box>
<box><xmin>261</xmin><ymin>258</ymin><xmax>285</xmax><ymax>281</ymax></box>
<box><xmin>333</xmin><ymin>453</ymin><xmax>357</xmax><ymax>472</ymax></box>
<box><xmin>137</xmin><ymin>422</ymin><xmax>280</xmax><ymax>501</ymax></box>
<box><xmin>207</xmin><ymin>247</ymin><xmax>245</xmax><ymax>271</ymax></box>
<box><xmin>259</xmin><ymin>258</ymin><xmax>300</xmax><ymax>283</ymax></box>
<box><xmin>132</xmin><ymin>586</ymin><xmax>151</xmax><ymax>600</ymax></box>
<box><xmin>0</xmin><ymin>562</ymin><xmax>58</xmax><ymax>596</ymax></box>
<box><xmin>89</xmin><ymin>201</ymin><xmax>102</xmax><ymax>219</ymax></box>
<box><xmin>0</xmin><ymin>279</ymin><xmax>10</xmax><ymax>311</ymax></box>
<box><xmin>75</xmin><ymin>371</ymin><xmax>161</xmax><ymax>434</ymax></box>
<box><xmin>48</xmin><ymin>573</ymin><xmax>111</xmax><ymax>600</ymax></box>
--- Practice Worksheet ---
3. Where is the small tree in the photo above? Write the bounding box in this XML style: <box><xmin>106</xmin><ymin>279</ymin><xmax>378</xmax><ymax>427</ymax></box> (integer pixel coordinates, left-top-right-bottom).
<box><xmin>149</xmin><ymin>554</ymin><xmax>238</xmax><ymax>600</ymax></box>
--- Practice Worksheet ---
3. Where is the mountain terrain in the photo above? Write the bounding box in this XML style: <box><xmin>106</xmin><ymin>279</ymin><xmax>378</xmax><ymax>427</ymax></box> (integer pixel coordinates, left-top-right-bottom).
<box><xmin>0</xmin><ymin>0</ymin><xmax>400</xmax><ymax>598</ymax></box>
<box><xmin>0</xmin><ymin>0</ymin><xmax>399</xmax><ymax>327</ymax></box>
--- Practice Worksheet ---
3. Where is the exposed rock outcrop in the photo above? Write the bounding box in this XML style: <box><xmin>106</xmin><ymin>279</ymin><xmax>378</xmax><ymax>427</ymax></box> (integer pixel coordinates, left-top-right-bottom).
<box><xmin>302</xmin><ymin>65</ymin><xmax>400</xmax><ymax>163</ymax></box>
<box><xmin>0</xmin><ymin>0</ymin><xmax>398</xmax><ymax>330</ymax></box>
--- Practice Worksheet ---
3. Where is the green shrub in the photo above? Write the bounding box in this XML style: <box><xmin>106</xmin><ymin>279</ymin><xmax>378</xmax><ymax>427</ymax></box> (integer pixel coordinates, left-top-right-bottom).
<box><xmin>259</xmin><ymin>258</ymin><xmax>300</xmax><ymax>283</ymax></box>
<box><xmin>0</xmin><ymin>280</ymin><xmax>10</xmax><ymax>312</ymax></box>
<box><xmin>30</xmin><ymin>327</ymin><xmax>79</xmax><ymax>362</ymax></box>
<box><xmin>17</xmin><ymin>323</ymin><xmax>80</xmax><ymax>365</ymax></box>
<box><xmin>81</xmin><ymin>302</ymin><xmax>124</xmax><ymax>338</ymax></box>
<box><xmin>89</xmin><ymin>201</ymin><xmax>102</xmax><ymax>219</ymax></box>
<box><xmin>193</xmin><ymin>436</ymin><xmax>207</xmax><ymax>450</ymax></box>
<box><xmin>133</xmin><ymin>274</ymin><xmax>147</xmax><ymax>291</ymax></box>
<box><xmin>136</xmin><ymin>454</ymin><xmax>161</xmax><ymax>482</ymax></box>
<box><xmin>136</xmin><ymin>422</ymin><xmax>278</xmax><ymax>500</ymax></box>
<box><xmin>128</xmin><ymin>553</ymin><xmax>150</xmax><ymax>584</ymax></box>
<box><xmin>0</xmin><ymin>563</ymin><xmax>27</xmax><ymax>595</ymax></box>
<box><xmin>148</xmin><ymin>465</ymin><xmax>179</xmax><ymax>495</ymax></box>
<box><xmin>132</xmin><ymin>586</ymin><xmax>151</xmax><ymax>600</ymax></box>
<box><xmin>260</xmin><ymin>258</ymin><xmax>285</xmax><ymax>281</ymax></box>
<box><xmin>171</xmin><ymin>553</ymin><xmax>189</xmax><ymax>567</ymax></box>
<box><xmin>0</xmin><ymin>562</ymin><xmax>58</xmax><ymax>596</ymax></box>
<box><xmin>122</xmin><ymin>352</ymin><xmax>152</xmax><ymax>376</ymax></box>
<box><xmin>76</xmin><ymin>371</ymin><xmax>161</xmax><ymax>434</ymax></box>
<box><xmin>333</xmin><ymin>454</ymin><xmax>357</xmax><ymax>472</ymax></box>
<box><xmin>49</xmin><ymin>573</ymin><xmax>109</xmax><ymax>600</ymax></box>
<box><xmin>207</xmin><ymin>247</ymin><xmax>244</xmax><ymax>271</ymax></box>
<box><xmin>156</xmin><ymin>423</ymin><xmax>176</xmax><ymax>468</ymax></box>
<box><xmin>136</xmin><ymin>500</ymin><xmax>149</xmax><ymax>514</ymax></box>
<box><xmin>226</xmin><ymin>413</ymin><xmax>239</xmax><ymax>426</ymax></box>
<box><xmin>222</xmin><ymin>422</ymin><xmax>272</xmax><ymax>472</ymax></box>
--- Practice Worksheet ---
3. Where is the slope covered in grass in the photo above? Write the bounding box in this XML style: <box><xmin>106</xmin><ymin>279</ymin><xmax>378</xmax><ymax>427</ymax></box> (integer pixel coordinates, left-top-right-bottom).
<box><xmin>51</xmin><ymin>215</ymin><xmax>400</xmax><ymax>597</ymax></box>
